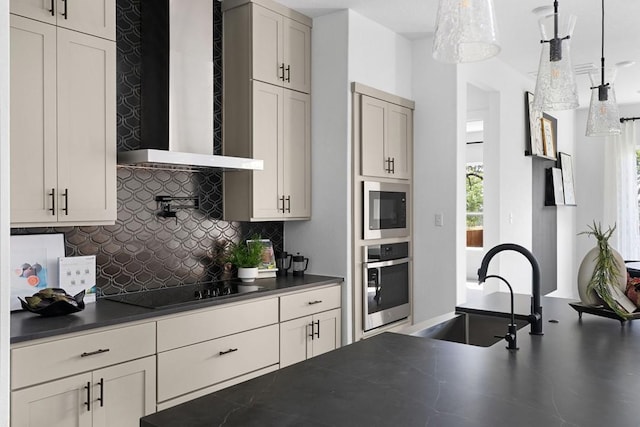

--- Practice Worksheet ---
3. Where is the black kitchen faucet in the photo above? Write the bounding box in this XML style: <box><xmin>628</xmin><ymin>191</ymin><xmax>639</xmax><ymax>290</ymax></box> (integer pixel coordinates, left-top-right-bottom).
<box><xmin>477</xmin><ymin>243</ymin><xmax>544</xmax><ymax>341</ymax></box>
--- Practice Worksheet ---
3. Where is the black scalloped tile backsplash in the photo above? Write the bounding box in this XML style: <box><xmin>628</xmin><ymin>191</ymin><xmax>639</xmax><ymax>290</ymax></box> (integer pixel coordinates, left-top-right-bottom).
<box><xmin>11</xmin><ymin>0</ymin><xmax>284</xmax><ymax>296</ymax></box>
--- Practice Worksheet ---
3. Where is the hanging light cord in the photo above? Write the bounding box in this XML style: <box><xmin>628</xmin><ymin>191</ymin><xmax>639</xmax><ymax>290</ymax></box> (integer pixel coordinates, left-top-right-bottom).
<box><xmin>543</xmin><ymin>0</ymin><xmax>569</xmax><ymax>62</ymax></box>
<box><xmin>593</xmin><ymin>0</ymin><xmax>610</xmax><ymax>100</ymax></box>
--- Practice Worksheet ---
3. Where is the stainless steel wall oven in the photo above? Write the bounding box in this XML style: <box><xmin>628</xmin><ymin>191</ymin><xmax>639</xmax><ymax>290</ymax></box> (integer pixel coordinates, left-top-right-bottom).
<box><xmin>363</xmin><ymin>241</ymin><xmax>410</xmax><ymax>331</ymax></box>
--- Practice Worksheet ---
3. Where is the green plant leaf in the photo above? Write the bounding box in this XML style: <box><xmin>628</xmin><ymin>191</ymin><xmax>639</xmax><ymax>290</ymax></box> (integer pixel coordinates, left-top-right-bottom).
<box><xmin>580</xmin><ymin>221</ymin><xmax>630</xmax><ymax>319</ymax></box>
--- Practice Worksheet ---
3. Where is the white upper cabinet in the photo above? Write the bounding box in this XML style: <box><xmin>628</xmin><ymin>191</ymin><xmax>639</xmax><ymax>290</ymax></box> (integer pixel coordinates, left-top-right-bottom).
<box><xmin>251</xmin><ymin>3</ymin><xmax>311</xmax><ymax>94</ymax></box>
<box><xmin>360</xmin><ymin>95</ymin><xmax>413</xmax><ymax>180</ymax></box>
<box><xmin>223</xmin><ymin>0</ymin><xmax>312</xmax><ymax>221</ymax></box>
<box><xmin>10</xmin><ymin>0</ymin><xmax>116</xmax><ymax>40</ymax></box>
<box><xmin>226</xmin><ymin>81</ymin><xmax>310</xmax><ymax>221</ymax></box>
<box><xmin>10</xmin><ymin>11</ymin><xmax>116</xmax><ymax>226</ymax></box>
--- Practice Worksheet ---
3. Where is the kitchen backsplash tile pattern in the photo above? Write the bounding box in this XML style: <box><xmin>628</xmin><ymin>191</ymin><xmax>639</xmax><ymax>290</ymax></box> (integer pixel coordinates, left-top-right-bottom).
<box><xmin>11</xmin><ymin>0</ymin><xmax>284</xmax><ymax>296</ymax></box>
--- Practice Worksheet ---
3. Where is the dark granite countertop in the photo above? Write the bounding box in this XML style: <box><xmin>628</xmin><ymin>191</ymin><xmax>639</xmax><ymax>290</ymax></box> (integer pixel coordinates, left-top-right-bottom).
<box><xmin>11</xmin><ymin>274</ymin><xmax>342</xmax><ymax>344</ymax></box>
<box><xmin>141</xmin><ymin>293</ymin><xmax>640</xmax><ymax>427</ymax></box>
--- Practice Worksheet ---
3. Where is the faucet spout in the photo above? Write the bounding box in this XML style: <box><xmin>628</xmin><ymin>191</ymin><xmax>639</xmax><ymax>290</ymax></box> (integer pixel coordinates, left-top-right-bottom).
<box><xmin>477</xmin><ymin>243</ymin><xmax>543</xmax><ymax>336</ymax></box>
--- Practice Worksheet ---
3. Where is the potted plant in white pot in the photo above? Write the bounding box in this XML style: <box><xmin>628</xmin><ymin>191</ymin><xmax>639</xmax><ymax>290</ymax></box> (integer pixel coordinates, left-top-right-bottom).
<box><xmin>225</xmin><ymin>240</ymin><xmax>264</xmax><ymax>283</ymax></box>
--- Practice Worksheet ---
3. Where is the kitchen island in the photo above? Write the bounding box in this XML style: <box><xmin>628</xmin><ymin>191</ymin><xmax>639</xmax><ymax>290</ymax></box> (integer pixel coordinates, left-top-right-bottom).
<box><xmin>141</xmin><ymin>294</ymin><xmax>640</xmax><ymax>427</ymax></box>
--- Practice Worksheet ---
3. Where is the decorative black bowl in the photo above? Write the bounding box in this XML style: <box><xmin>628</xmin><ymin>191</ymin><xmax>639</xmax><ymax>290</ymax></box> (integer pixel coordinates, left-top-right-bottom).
<box><xmin>19</xmin><ymin>288</ymin><xmax>85</xmax><ymax>317</ymax></box>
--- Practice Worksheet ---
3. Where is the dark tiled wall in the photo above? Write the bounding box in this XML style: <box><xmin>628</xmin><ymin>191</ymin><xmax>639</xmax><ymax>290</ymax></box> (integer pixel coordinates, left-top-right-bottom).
<box><xmin>11</xmin><ymin>0</ymin><xmax>284</xmax><ymax>296</ymax></box>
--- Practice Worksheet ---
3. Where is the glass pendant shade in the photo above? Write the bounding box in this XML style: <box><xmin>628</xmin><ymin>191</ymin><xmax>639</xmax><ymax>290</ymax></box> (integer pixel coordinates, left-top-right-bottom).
<box><xmin>532</xmin><ymin>12</ymin><xmax>579</xmax><ymax>111</ymax></box>
<box><xmin>432</xmin><ymin>0</ymin><xmax>500</xmax><ymax>63</ymax></box>
<box><xmin>586</xmin><ymin>67</ymin><xmax>621</xmax><ymax>137</ymax></box>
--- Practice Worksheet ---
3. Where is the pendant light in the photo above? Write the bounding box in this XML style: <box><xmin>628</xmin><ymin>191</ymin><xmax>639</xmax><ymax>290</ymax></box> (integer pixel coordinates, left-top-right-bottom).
<box><xmin>586</xmin><ymin>0</ymin><xmax>621</xmax><ymax>137</ymax></box>
<box><xmin>532</xmin><ymin>0</ymin><xmax>579</xmax><ymax>111</ymax></box>
<box><xmin>432</xmin><ymin>0</ymin><xmax>500</xmax><ymax>64</ymax></box>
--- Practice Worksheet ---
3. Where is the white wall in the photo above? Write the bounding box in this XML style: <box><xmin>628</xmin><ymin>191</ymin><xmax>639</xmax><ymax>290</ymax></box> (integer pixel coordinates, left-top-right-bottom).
<box><xmin>411</xmin><ymin>37</ymin><xmax>459</xmax><ymax>323</ymax></box>
<box><xmin>1</xmin><ymin>0</ymin><xmax>10</xmax><ymax>423</ymax></box>
<box><xmin>284</xmin><ymin>10</ymin><xmax>413</xmax><ymax>342</ymax></box>
<box><xmin>346</xmin><ymin>10</ymin><xmax>412</xmax><ymax>99</ymax></box>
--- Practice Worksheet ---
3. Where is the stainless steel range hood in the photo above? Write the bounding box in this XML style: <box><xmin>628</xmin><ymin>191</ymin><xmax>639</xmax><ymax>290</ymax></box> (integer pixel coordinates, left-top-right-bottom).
<box><xmin>118</xmin><ymin>0</ymin><xmax>262</xmax><ymax>171</ymax></box>
<box><xmin>117</xmin><ymin>149</ymin><xmax>263</xmax><ymax>170</ymax></box>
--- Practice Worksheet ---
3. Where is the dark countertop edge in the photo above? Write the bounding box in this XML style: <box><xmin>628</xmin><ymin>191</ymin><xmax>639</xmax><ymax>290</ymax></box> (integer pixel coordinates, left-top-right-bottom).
<box><xmin>11</xmin><ymin>274</ymin><xmax>343</xmax><ymax>345</ymax></box>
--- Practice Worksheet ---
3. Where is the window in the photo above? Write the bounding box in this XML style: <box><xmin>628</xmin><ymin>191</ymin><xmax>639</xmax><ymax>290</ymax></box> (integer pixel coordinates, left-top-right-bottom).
<box><xmin>466</xmin><ymin>163</ymin><xmax>484</xmax><ymax>247</ymax></box>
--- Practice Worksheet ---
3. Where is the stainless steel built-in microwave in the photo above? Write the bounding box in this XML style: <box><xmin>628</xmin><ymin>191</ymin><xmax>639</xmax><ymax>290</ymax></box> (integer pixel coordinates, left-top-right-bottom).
<box><xmin>363</xmin><ymin>181</ymin><xmax>409</xmax><ymax>240</ymax></box>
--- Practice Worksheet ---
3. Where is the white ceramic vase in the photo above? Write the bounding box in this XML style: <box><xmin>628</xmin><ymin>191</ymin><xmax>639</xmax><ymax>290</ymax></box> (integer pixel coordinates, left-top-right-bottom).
<box><xmin>577</xmin><ymin>246</ymin><xmax>626</xmax><ymax>305</ymax></box>
<box><xmin>237</xmin><ymin>267</ymin><xmax>258</xmax><ymax>283</ymax></box>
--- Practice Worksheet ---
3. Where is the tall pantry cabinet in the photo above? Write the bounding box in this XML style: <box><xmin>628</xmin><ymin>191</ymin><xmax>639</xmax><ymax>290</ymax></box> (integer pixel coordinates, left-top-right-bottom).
<box><xmin>223</xmin><ymin>0</ymin><xmax>312</xmax><ymax>221</ymax></box>
<box><xmin>9</xmin><ymin>0</ymin><xmax>116</xmax><ymax>227</ymax></box>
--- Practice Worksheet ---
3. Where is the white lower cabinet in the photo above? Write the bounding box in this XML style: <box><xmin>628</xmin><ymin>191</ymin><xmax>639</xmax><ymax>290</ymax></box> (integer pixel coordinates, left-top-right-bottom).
<box><xmin>279</xmin><ymin>284</ymin><xmax>342</xmax><ymax>368</ymax></box>
<box><xmin>280</xmin><ymin>308</ymin><xmax>341</xmax><ymax>368</ymax></box>
<box><xmin>10</xmin><ymin>322</ymin><xmax>156</xmax><ymax>427</ymax></box>
<box><xmin>10</xmin><ymin>283</ymin><xmax>343</xmax><ymax>423</ymax></box>
<box><xmin>11</xmin><ymin>356</ymin><xmax>155</xmax><ymax>427</ymax></box>
<box><xmin>157</xmin><ymin>324</ymin><xmax>279</xmax><ymax>402</ymax></box>
<box><xmin>155</xmin><ymin>298</ymin><xmax>280</xmax><ymax>406</ymax></box>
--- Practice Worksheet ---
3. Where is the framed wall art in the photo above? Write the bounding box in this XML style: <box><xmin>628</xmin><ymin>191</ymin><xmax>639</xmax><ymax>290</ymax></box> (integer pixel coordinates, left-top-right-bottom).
<box><xmin>525</xmin><ymin>92</ymin><xmax>545</xmax><ymax>157</ymax></box>
<box><xmin>545</xmin><ymin>167</ymin><xmax>565</xmax><ymax>206</ymax></box>
<box><xmin>558</xmin><ymin>152</ymin><xmax>576</xmax><ymax>205</ymax></box>
<box><xmin>10</xmin><ymin>233</ymin><xmax>65</xmax><ymax>311</ymax></box>
<box><xmin>247</xmin><ymin>239</ymin><xmax>276</xmax><ymax>270</ymax></box>
<box><xmin>541</xmin><ymin>117</ymin><xmax>556</xmax><ymax>159</ymax></box>
<box><xmin>524</xmin><ymin>91</ymin><xmax>558</xmax><ymax>160</ymax></box>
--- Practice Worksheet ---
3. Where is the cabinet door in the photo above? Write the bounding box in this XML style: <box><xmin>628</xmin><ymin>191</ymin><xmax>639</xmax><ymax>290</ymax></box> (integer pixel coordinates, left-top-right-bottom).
<box><xmin>92</xmin><ymin>357</ymin><xmax>156</xmax><ymax>427</ymax></box>
<box><xmin>11</xmin><ymin>373</ymin><xmax>93</xmax><ymax>427</ymax></box>
<box><xmin>55</xmin><ymin>0</ymin><xmax>115</xmax><ymax>41</ymax></box>
<box><xmin>311</xmin><ymin>308</ymin><xmax>342</xmax><ymax>358</ymax></box>
<box><xmin>157</xmin><ymin>324</ymin><xmax>279</xmax><ymax>402</ymax></box>
<box><xmin>252</xmin><ymin>81</ymin><xmax>284</xmax><ymax>219</ymax></box>
<box><xmin>10</xmin><ymin>0</ymin><xmax>57</xmax><ymax>26</ymax></box>
<box><xmin>56</xmin><ymin>28</ymin><xmax>116</xmax><ymax>224</ymax></box>
<box><xmin>252</xmin><ymin>4</ymin><xmax>283</xmax><ymax>88</ymax></box>
<box><xmin>360</xmin><ymin>95</ymin><xmax>388</xmax><ymax>178</ymax></box>
<box><xmin>283</xmin><ymin>18</ymin><xmax>311</xmax><ymax>94</ymax></box>
<box><xmin>387</xmin><ymin>104</ymin><xmax>412</xmax><ymax>180</ymax></box>
<box><xmin>283</xmin><ymin>89</ymin><xmax>311</xmax><ymax>218</ymax></box>
<box><xmin>279</xmin><ymin>315</ymin><xmax>311</xmax><ymax>368</ymax></box>
<box><xmin>10</xmin><ymin>15</ymin><xmax>58</xmax><ymax>225</ymax></box>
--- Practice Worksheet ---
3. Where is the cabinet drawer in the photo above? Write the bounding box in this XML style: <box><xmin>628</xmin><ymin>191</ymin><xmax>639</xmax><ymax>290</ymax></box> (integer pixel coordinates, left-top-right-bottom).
<box><xmin>157</xmin><ymin>324</ymin><xmax>279</xmax><ymax>402</ymax></box>
<box><xmin>280</xmin><ymin>285</ymin><xmax>341</xmax><ymax>322</ymax></box>
<box><xmin>11</xmin><ymin>322</ymin><xmax>155</xmax><ymax>390</ymax></box>
<box><xmin>157</xmin><ymin>298</ymin><xmax>279</xmax><ymax>352</ymax></box>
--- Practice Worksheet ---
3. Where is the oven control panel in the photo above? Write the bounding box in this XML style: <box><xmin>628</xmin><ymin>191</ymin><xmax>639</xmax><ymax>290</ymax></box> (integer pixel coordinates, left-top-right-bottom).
<box><xmin>365</xmin><ymin>242</ymin><xmax>409</xmax><ymax>262</ymax></box>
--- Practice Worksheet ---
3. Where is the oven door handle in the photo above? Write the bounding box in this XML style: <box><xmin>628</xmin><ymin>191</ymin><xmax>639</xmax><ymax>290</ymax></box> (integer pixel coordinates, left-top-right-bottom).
<box><xmin>364</xmin><ymin>257</ymin><xmax>411</xmax><ymax>269</ymax></box>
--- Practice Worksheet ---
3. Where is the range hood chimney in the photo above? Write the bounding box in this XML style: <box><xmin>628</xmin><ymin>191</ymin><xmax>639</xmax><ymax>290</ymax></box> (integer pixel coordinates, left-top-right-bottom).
<box><xmin>117</xmin><ymin>0</ymin><xmax>262</xmax><ymax>171</ymax></box>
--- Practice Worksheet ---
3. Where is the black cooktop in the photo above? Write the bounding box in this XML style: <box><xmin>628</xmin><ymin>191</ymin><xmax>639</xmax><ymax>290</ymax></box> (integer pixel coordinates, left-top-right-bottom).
<box><xmin>104</xmin><ymin>281</ymin><xmax>266</xmax><ymax>309</ymax></box>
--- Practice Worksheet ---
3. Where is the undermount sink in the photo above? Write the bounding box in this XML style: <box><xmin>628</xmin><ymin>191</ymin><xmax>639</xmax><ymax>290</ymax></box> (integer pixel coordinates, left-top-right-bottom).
<box><xmin>411</xmin><ymin>312</ymin><xmax>529</xmax><ymax>347</ymax></box>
